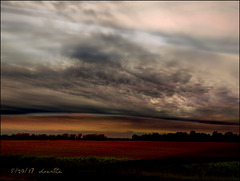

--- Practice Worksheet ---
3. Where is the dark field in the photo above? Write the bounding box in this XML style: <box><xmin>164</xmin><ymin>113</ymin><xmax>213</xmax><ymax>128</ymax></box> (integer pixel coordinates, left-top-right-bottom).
<box><xmin>1</xmin><ymin>141</ymin><xmax>239</xmax><ymax>181</ymax></box>
<box><xmin>1</xmin><ymin>140</ymin><xmax>239</xmax><ymax>159</ymax></box>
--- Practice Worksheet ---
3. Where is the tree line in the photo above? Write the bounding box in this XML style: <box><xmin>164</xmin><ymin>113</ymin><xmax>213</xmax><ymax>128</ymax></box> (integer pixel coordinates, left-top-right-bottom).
<box><xmin>0</xmin><ymin>133</ymin><xmax>107</xmax><ymax>140</ymax></box>
<box><xmin>132</xmin><ymin>131</ymin><xmax>239</xmax><ymax>142</ymax></box>
<box><xmin>0</xmin><ymin>131</ymin><xmax>239</xmax><ymax>142</ymax></box>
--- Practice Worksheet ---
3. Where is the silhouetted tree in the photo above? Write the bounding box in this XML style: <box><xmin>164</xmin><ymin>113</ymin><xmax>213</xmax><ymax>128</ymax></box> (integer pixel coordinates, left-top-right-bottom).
<box><xmin>69</xmin><ymin>134</ymin><xmax>76</xmax><ymax>140</ymax></box>
<box><xmin>56</xmin><ymin>134</ymin><xmax>62</xmax><ymax>140</ymax></box>
<box><xmin>38</xmin><ymin>134</ymin><xmax>47</xmax><ymax>140</ymax></box>
<box><xmin>49</xmin><ymin>135</ymin><xmax>56</xmax><ymax>140</ymax></box>
<box><xmin>62</xmin><ymin>133</ymin><xmax>69</xmax><ymax>140</ymax></box>
<box><xmin>76</xmin><ymin>134</ymin><xmax>82</xmax><ymax>140</ymax></box>
<box><xmin>1</xmin><ymin>131</ymin><xmax>239</xmax><ymax>142</ymax></box>
<box><xmin>132</xmin><ymin>134</ymin><xmax>140</xmax><ymax>140</ymax></box>
<box><xmin>82</xmin><ymin>134</ymin><xmax>107</xmax><ymax>140</ymax></box>
<box><xmin>190</xmin><ymin>130</ymin><xmax>196</xmax><ymax>136</ymax></box>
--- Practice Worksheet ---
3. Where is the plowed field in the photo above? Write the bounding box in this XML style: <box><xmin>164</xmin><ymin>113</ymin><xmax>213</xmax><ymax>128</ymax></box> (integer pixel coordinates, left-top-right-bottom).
<box><xmin>1</xmin><ymin>140</ymin><xmax>239</xmax><ymax>159</ymax></box>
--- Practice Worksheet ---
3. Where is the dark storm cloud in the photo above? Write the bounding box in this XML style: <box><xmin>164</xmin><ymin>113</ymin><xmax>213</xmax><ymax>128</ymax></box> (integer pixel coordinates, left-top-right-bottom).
<box><xmin>95</xmin><ymin>115</ymin><xmax>238</xmax><ymax>126</ymax></box>
<box><xmin>3</xmin><ymin>64</ymin><xmax>237</xmax><ymax>126</ymax></box>
<box><xmin>2</xmin><ymin>56</ymin><xmax>197</xmax><ymax>102</ymax></box>
<box><xmin>1</xmin><ymin>104</ymin><xmax>133</xmax><ymax>116</ymax></box>
<box><xmin>1</xmin><ymin>64</ymin><xmax>57</xmax><ymax>79</ymax></box>
<box><xmin>2</xmin><ymin>26</ymin><xmax>237</xmax><ymax>123</ymax></box>
<box><xmin>1</xmin><ymin>1</ymin><xmax>238</xmax><ymax>133</ymax></box>
<box><xmin>214</xmin><ymin>88</ymin><xmax>239</xmax><ymax>106</ymax></box>
<box><xmin>1</xmin><ymin>61</ymin><xmax>210</xmax><ymax>120</ymax></box>
<box><xmin>194</xmin><ymin>107</ymin><xmax>239</xmax><ymax>119</ymax></box>
<box><xmin>61</xmin><ymin>33</ymin><xmax>157</xmax><ymax>66</ymax></box>
<box><xmin>59</xmin><ymin>32</ymin><xmax>200</xmax><ymax>100</ymax></box>
<box><xmin>67</xmin><ymin>46</ymin><xmax>119</xmax><ymax>64</ymax></box>
<box><xmin>1</xmin><ymin>32</ymin><xmax>233</xmax><ymax>120</ymax></box>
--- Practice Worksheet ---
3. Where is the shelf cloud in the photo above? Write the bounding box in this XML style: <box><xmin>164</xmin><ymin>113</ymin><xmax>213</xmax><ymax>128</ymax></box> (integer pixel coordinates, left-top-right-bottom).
<box><xmin>1</xmin><ymin>1</ymin><xmax>239</xmax><ymax>135</ymax></box>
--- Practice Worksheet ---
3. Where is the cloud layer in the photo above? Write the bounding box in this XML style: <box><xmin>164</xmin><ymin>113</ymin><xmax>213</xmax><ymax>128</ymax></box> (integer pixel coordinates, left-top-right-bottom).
<box><xmin>1</xmin><ymin>1</ymin><xmax>239</xmax><ymax>134</ymax></box>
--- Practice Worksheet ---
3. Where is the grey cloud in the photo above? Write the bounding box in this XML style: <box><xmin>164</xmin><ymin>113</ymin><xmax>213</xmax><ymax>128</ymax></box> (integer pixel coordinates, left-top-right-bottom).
<box><xmin>64</xmin><ymin>45</ymin><xmax>121</xmax><ymax>65</ymax></box>
<box><xmin>178</xmin><ymin>83</ymin><xmax>210</xmax><ymax>95</ymax></box>
<box><xmin>2</xmin><ymin>57</ymin><xmax>216</xmax><ymax>120</ymax></box>
<box><xmin>171</xmin><ymin>70</ymin><xmax>192</xmax><ymax>84</ymax></box>
<box><xmin>3</xmin><ymin>1</ymin><xmax>238</xmax><ymax>55</ymax></box>
<box><xmin>1</xmin><ymin>1</ymin><xmax>238</xmax><ymax>127</ymax></box>
<box><xmin>1</xmin><ymin>1</ymin><xmax>115</xmax><ymax>28</ymax></box>
<box><xmin>98</xmin><ymin>115</ymin><xmax>239</xmax><ymax>126</ymax></box>
<box><xmin>193</xmin><ymin>107</ymin><xmax>239</xmax><ymax>121</ymax></box>
<box><xmin>2</xmin><ymin>25</ymin><xmax>236</xmax><ymax>122</ymax></box>
<box><xmin>151</xmin><ymin>31</ymin><xmax>239</xmax><ymax>55</ymax></box>
<box><xmin>1</xmin><ymin>26</ymin><xmax>221</xmax><ymax>116</ymax></box>
<box><xmin>213</xmin><ymin>88</ymin><xmax>239</xmax><ymax>108</ymax></box>
<box><xmin>167</xmin><ymin>34</ymin><xmax>209</xmax><ymax>52</ymax></box>
<box><xmin>61</xmin><ymin>33</ymin><xmax>155</xmax><ymax>66</ymax></box>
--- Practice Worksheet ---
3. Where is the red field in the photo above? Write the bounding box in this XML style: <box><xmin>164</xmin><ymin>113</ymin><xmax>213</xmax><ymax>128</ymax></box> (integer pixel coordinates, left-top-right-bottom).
<box><xmin>1</xmin><ymin>140</ymin><xmax>239</xmax><ymax>159</ymax></box>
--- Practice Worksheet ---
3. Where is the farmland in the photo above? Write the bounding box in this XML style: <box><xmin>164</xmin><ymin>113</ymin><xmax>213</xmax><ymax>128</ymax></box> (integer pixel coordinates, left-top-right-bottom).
<box><xmin>1</xmin><ymin>140</ymin><xmax>239</xmax><ymax>159</ymax></box>
<box><xmin>1</xmin><ymin>141</ymin><xmax>239</xmax><ymax>181</ymax></box>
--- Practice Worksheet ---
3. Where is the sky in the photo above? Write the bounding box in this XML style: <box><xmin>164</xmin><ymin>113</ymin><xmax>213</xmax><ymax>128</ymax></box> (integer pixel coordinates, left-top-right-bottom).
<box><xmin>1</xmin><ymin>1</ymin><xmax>239</xmax><ymax>137</ymax></box>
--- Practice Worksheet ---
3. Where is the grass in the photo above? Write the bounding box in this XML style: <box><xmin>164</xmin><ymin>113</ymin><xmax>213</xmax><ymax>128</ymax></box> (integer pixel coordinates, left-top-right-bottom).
<box><xmin>0</xmin><ymin>154</ymin><xmax>239</xmax><ymax>181</ymax></box>
<box><xmin>0</xmin><ymin>154</ymin><xmax>132</xmax><ymax>167</ymax></box>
